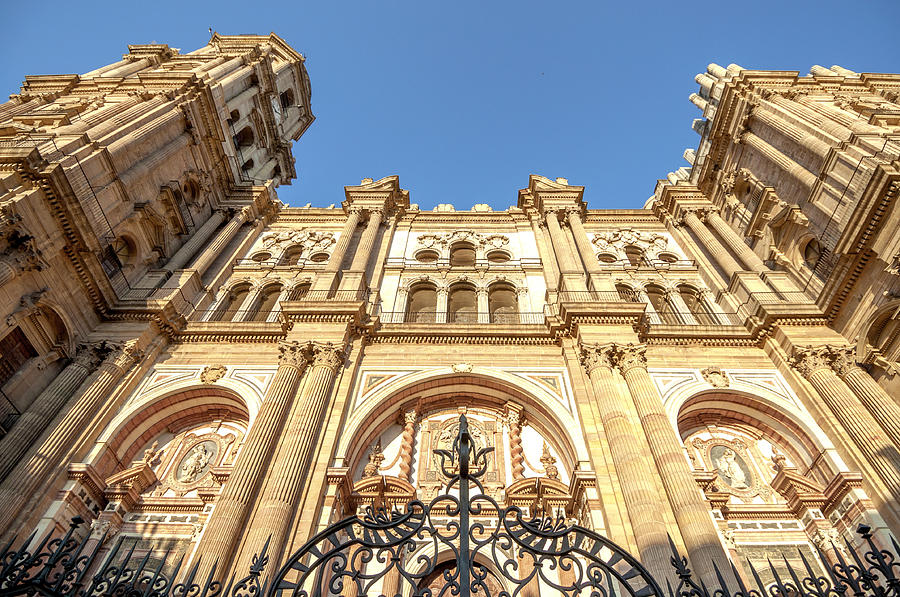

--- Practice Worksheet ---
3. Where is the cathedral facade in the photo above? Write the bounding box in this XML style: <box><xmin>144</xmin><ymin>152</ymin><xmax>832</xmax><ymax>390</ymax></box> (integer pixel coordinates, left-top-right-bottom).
<box><xmin>0</xmin><ymin>34</ymin><xmax>899</xmax><ymax>591</ymax></box>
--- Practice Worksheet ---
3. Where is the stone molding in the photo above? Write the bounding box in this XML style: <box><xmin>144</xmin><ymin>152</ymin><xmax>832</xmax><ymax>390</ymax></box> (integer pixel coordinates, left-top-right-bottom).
<box><xmin>578</xmin><ymin>342</ymin><xmax>647</xmax><ymax>375</ymax></box>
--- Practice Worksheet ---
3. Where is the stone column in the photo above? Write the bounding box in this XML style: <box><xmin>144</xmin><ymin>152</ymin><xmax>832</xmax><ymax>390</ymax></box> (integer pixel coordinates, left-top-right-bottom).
<box><xmin>751</xmin><ymin>105</ymin><xmax>832</xmax><ymax>159</ymax></box>
<box><xmin>615</xmin><ymin>344</ymin><xmax>731</xmax><ymax>586</ymax></box>
<box><xmin>435</xmin><ymin>287</ymin><xmax>448</xmax><ymax>323</ymax></box>
<box><xmin>566</xmin><ymin>208</ymin><xmax>611</xmax><ymax>291</ymax></box>
<box><xmin>532</xmin><ymin>219</ymin><xmax>560</xmax><ymax>293</ymax></box>
<box><xmin>516</xmin><ymin>288</ymin><xmax>531</xmax><ymax>323</ymax></box>
<box><xmin>0</xmin><ymin>341</ymin><xmax>142</xmax><ymax>537</ymax></box>
<box><xmin>681</xmin><ymin>209</ymin><xmax>743</xmax><ymax>278</ymax></box>
<box><xmin>394</xmin><ymin>288</ymin><xmax>409</xmax><ymax>324</ymax></box>
<box><xmin>267</xmin><ymin>287</ymin><xmax>293</xmax><ymax>323</ymax></box>
<box><xmin>697</xmin><ymin>289</ymin><xmax>732</xmax><ymax>325</ymax></box>
<box><xmin>195</xmin><ymin>341</ymin><xmax>309</xmax><ymax>577</ymax></box>
<box><xmin>163</xmin><ymin>210</ymin><xmax>227</xmax><ymax>273</ymax></box>
<box><xmin>505</xmin><ymin>406</ymin><xmax>525</xmax><ymax>481</ymax></box>
<box><xmin>703</xmin><ymin>210</ymin><xmax>767</xmax><ymax>273</ymax></box>
<box><xmin>665</xmin><ymin>288</ymin><xmax>698</xmax><ymax>325</ymax></box>
<box><xmin>0</xmin><ymin>344</ymin><xmax>102</xmax><ymax>482</ymax></box>
<box><xmin>314</xmin><ymin>209</ymin><xmax>362</xmax><ymax>290</ymax></box>
<box><xmin>234</xmin><ymin>284</ymin><xmax>262</xmax><ymax>322</ymax></box>
<box><xmin>398</xmin><ymin>411</ymin><xmax>417</xmax><ymax>483</ymax></box>
<box><xmin>791</xmin><ymin>347</ymin><xmax>900</xmax><ymax>501</ymax></box>
<box><xmin>477</xmin><ymin>288</ymin><xmax>490</xmax><ymax>323</ymax></box>
<box><xmin>829</xmin><ymin>347</ymin><xmax>900</xmax><ymax>448</ymax></box>
<box><xmin>349</xmin><ymin>209</ymin><xmax>383</xmax><ymax>272</ymax></box>
<box><xmin>740</xmin><ymin>132</ymin><xmax>818</xmax><ymax>189</ymax></box>
<box><xmin>636</xmin><ymin>289</ymin><xmax>663</xmax><ymax>325</ymax></box>
<box><xmin>545</xmin><ymin>210</ymin><xmax>581</xmax><ymax>276</ymax></box>
<box><xmin>190</xmin><ymin>206</ymin><xmax>252</xmax><ymax>276</ymax></box>
<box><xmin>237</xmin><ymin>343</ymin><xmax>345</xmax><ymax>573</ymax></box>
<box><xmin>579</xmin><ymin>344</ymin><xmax>670</xmax><ymax>579</ymax></box>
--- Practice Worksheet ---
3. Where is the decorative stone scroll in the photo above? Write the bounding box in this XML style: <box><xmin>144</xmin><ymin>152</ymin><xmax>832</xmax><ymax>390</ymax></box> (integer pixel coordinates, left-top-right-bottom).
<box><xmin>591</xmin><ymin>228</ymin><xmax>671</xmax><ymax>260</ymax></box>
<box><xmin>259</xmin><ymin>229</ymin><xmax>335</xmax><ymax>253</ymax></box>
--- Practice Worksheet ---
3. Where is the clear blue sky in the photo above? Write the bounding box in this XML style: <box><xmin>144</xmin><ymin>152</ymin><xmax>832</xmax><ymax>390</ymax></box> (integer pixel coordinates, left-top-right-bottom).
<box><xmin>2</xmin><ymin>1</ymin><xmax>897</xmax><ymax>209</ymax></box>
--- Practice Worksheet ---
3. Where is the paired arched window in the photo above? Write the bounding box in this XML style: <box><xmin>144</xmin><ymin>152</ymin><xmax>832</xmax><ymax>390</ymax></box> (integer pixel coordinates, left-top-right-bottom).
<box><xmin>215</xmin><ymin>283</ymin><xmax>251</xmax><ymax>321</ymax></box>
<box><xmin>448</xmin><ymin>283</ymin><xmax>477</xmax><ymax>323</ymax></box>
<box><xmin>449</xmin><ymin>243</ymin><xmax>476</xmax><ymax>267</ymax></box>
<box><xmin>629</xmin><ymin>283</ymin><xmax>723</xmax><ymax>325</ymax></box>
<box><xmin>406</xmin><ymin>283</ymin><xmax>437</xmax><ymax>323</ymax></box>
<box><xmin>250</xmin><ymin>284</ymin><xmax>283</xmax><ymax>322</ymax></box>
<box><xmin>624</xmin><ymin>246</ymin><xmax>644</xmax><ymax>267</ymax></box>
<box><xmin>488</xmin><ymin>283</ymin><xmax>517</xmax><ymax>323</ymax></box>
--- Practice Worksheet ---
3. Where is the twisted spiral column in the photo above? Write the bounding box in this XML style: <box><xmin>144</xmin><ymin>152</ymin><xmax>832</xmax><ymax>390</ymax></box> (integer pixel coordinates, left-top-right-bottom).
<box><xmin>506</xmin><ymin>408</ymin><xmax>525</xmax><ymax>481</ymax></box>
<box><xmin>398</xmin><ymin>411</ymin><xmax>417</xmax><ymax>483</ymax></box>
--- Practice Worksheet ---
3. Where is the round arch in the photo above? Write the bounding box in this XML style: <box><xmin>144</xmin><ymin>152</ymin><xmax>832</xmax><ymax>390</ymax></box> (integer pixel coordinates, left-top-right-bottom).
<box><xmin>337</xmin><ymin>368</ymin><xmax>588</xmax><ymax>475</ymax></box>
<box><xmin>856</xmin><ymin>298</ymin><xmax>900</xmax><ymax>360</ymax></box>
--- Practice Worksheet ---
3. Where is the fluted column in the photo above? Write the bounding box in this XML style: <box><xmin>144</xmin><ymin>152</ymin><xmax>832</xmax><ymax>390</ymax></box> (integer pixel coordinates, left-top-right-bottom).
<box><xmin>829</xmin><ymin>347</ymin><xmax>900</xmax><ymax>447</ymax></box>
<box><xmin>615</xmin><ymin>344</ymin><xmax>731</xmax><ymax>586</ymax></box>
<box><xmin>703</xmin><ymin>210</ymin><xmax>766</xmax><ymax>273</ymax></box>
<box><xmin>0</xmin><ymin>344</ymin><xmax>102</xmax><ymax>482</ymax></box>
<box><xmin>348</xmin><ymin>208</ymin><xmax>383</xmax><ymax>272</ymax></box>
<box><xmin>0</xmin><ymin>341</ymin><xmax>142</xmax><ymax>538</ymax></box>
<box><xmin>195</xmin><ymin>342</ymin><xmax>309</xmax><ymax>577</ymax></box>
<box><xmin>237</xmin><ymin>343</ymin><xmax>345</xmax><ymax>573</ymax></box>
<box><xmin>565</xmin><ymin>208</ymin><xmax>599</xmax><ymax>274</ymax></box>
<box><xmin>740</xmin><ymin>132</ymin><xmax>818</xmax><ymax>189</ymax></box>
<box><xmin>398</xmin><ymin>411</ymin><xmax>417</xmax><ymax>483</ymax></box>
<box><xmin>545</xmin><ymin>210</ymin><xmax>577</xmax><ymax>272</ymax></box>
<box><xmin>532</xmin><ymin>219</ymin><xmax>560</xmax><ymax>292</ymax></box>
<box><xmin>477</xmin><ymin>288</ymin><xmax>490</xmax><ymax>323</ymax></box>
<box><xmin>681</xmin><ymin>209</ymin><xmax>743</xmax><ymax>278</ymax></box>
<box><xmin>506</xmin><ymin>407</ymin><xmax>525</xmax><ymax>481</ymax></box>
<box><xmin>579</xmin><ymin>344</ymin><xmax>670</xmax><ymax>579</ymax></box>
<box><xmin>163</xmin><ymin>210</ymin><xmax>227</xmax><ymax>273</ymax></box>
<box><xmin>327</xmin><ymin>210</ymin><xmax>363</xmax><ymax>273</ymax></box>
<box><xmin>791</xmin><ymin>347</ymin><xmax>900</xmax><ymax>501</ymax></box>
<box><xmin>751</xmin><ymin>106</ymin><xmax>832</xmax><ymax>159</ymax></box>
<box><xmin>190</xmin><ymin>206</ymin><xmax>252</xmax><ymax>276</ymax></box>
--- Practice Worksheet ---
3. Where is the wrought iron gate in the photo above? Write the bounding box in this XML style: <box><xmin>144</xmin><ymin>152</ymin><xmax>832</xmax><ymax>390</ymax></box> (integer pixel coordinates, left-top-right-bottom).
<box><xmin>3</xmin><ymin>415</ymin><xmax>900</xmax><ymax>597</ymax></box>
<box><xmin>267</xmin><ymin>414</ymin><xmax>662</xmax><ymax>597</ymax></box>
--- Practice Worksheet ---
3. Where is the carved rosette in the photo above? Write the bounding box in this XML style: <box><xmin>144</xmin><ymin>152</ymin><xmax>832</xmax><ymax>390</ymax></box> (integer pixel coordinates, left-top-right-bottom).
<box><xmin>615</xmin><ymin>344</ymin><xmax>648</xmax><ymax>376</ymax></box>
<box><xmin>579</xmin><ymin>343</ymin><xmax>617</xmax><ymax>374</ymax></box>
<box><xmin>790</xmin><ymin>346</ymin><xmax>832</xmax><ymax>379</ymax></box>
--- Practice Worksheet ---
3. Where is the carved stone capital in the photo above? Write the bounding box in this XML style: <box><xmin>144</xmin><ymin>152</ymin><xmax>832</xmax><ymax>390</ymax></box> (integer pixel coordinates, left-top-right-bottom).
<box><xmin>790</xmin><ymin>346</ymin><xmax>832</xmax><ymax>379</ymax></box>
<box><xmin>827</xmin><ymin>346</ymin><xmax>863</xmax><ymax>378</ymax></box>
<box><xmin>102</xmin><ymin>340</ymin><xmax>142</xmax><ymax>373</ymax></box>
<box><xmin>278</xmin><ymin>340</ymin><xmax>310</xmax><ymax>370</ymax></box>
<box><xmin>403</xmin><ymin>410</ymin><xmax>418</xmax><ymax>426</ymax></box>
<box><xmin>579</xmin><ymin>342</ymin><xmax>617</xmax><ymax>374</ymax></box>
<box><xmin>310</xmin><ymin>342</ymin><xmax>345</xmax><ymax>371</ymax></box>
<box><xmin>72</xmin><ymin>342</ymin><xmax>104</xmax><ymax>370</ymax></box>
<box><xmin>615</xmin><ymin>343</ymin><xmax>648</xmax><ymax>375</ymax></box>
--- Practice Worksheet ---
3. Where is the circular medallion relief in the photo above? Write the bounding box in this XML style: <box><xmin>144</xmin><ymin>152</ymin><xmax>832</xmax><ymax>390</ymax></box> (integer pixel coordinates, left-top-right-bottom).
<box><xmin>177</xmin><ymin>440</ymin><xmax>217</xmax><ymax>484</ymax></box>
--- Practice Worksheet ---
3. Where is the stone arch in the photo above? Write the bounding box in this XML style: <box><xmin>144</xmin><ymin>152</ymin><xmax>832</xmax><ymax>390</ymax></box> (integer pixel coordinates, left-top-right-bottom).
<box><xmin>447</xmin><ymin>281</ymin><xmax>477</xmax><ymax>322</ymax></box>
<box><xmin>338</xmin><ymin>369</ymin><xmax>588</xmax><ymax>480</ymax></box>
<box><xmin>665</xmin><ymin>385</ymin><xmax>845</xmax><ymax>477</ymax></box>
<box><xmin>88</xmin><ymin>385</ymin><xmax>253</xmax><ymax>479</ymax></box>
<box><xmin>856</xmin><ymin>299</ymin><xmax>900</xmax><ymax>361</ymax></box>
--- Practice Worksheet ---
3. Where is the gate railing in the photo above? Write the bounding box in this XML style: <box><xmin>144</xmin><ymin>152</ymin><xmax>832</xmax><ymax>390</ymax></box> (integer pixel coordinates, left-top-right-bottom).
<box><xmin>1</xmin><ymin>416</ymin><xmax>899</xmax><ymax>597</ymax></box>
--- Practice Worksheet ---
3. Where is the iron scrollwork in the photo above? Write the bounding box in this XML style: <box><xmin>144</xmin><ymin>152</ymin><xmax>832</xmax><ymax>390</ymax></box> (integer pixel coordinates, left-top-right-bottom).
<box><xmin>269</xmin><ymin>414</ymin><xmax>664</xmax><ymax>597</ymax></box>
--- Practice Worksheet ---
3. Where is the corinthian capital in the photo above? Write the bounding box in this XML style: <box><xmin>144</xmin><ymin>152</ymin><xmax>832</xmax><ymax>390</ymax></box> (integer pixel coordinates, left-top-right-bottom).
<box><xmin>827</xmin><ymin>346</ymin><xmax>863</xmax><ymax>378</ymax></box>
<box><xmin>278</xmin><ymin>340</ymin><xmax>310</xmax><ymax>370</ymax></box>
<box><xmin>615</xmin><ymin>343</ymin><xmax>648</xmax><ymax>375</ymax></box>
<box><xmin>310</xmin><ymin>342</ymin><xmax>345</xmax><ymax>371</ymax></box>
<box><xmin>579</xmin><ymin>343</ymin><xmax>617</xmax><ymax>374</ymax></box>
<box><xmin>102</xmin><ymin>340</ymin><xmax>142</xmax><ymax>372</ymax></box>
<box><xmin>72</xmin><ymin>342</ymin><xmax>104</xmax><ymax>370</ymax></box>
<box><xmin>789</xmin><ymin>346</ymin><xmax>831</xmax><ymax>379</ymax></box>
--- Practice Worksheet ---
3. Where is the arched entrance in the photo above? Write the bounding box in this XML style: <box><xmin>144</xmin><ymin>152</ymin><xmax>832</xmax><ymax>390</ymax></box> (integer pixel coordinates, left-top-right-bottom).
<box><xmin>268</xmin><ymin>415</ymin><xmax>663</xmax><ymax>597</ymax></box>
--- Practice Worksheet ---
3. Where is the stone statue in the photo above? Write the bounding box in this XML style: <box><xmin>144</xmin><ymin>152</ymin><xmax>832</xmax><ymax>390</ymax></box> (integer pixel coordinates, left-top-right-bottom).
<box><xmin>180</xmin><ymin>443</ymin><xmax>212</xmax><ymax>483</ymax></box>
<box><xmin>714</xmin><ymin>447</ymin><xmax>749</xmax><ymax>489</ymax></box>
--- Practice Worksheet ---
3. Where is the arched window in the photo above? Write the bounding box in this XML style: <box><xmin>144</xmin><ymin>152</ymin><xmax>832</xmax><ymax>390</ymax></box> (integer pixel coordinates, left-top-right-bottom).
<box><xmin>802</xmin><ymin>238</ymin><xmax>821</xmax><ymax>270</ymax></box>
<box><xmin>280</xmin><ymin>89</ymin><xmax>295</xmax><ymax>109</ymax></box>
<box><xmin>645</xmin><ymin>284</ymin><xmax>676</xmax><ymax>324</ymax></box>
<box><xmin>624</xmin><ymin>246</ymin><xmax>644</xmax><ymax>267</ymax></box>
<box><xmin>449</xmin><ymin>243</ymin><xmax>476</xmax><ymax>267</ymax></box>
<box><xmin>406</xmin><ymin>284</ymin><xmax>437</xmax><ymax>323</ymax></box>
<box><xmin>678</xmin><ymin>285</ymin><xmax>717</xmax><ymax>324</ymax></box>
<box><xmin>448</xmin><ymin>283</ymin><xmax>477</xmax><ymax>323</ymax></box>
<box><xmin>251</xmin><ymin>284</ymin><xmax>283</xmax><ymax>322</ymax></box>
<box><xmin>183</xmin><ymin>179</ymin><xmax>200</xmax><ymax>202</ymax></box>
<box><xmin>210</xmin><ymin>284</ymin><xmax>251</xmax><ymax>321</ymax></box>
<box><xmin>280</xmin><ymin>245</ymin><xmax>303</xmax><ymax>266</ymax></box>
<box><xmin>488</xmin><ymin>283</ymin><xmax>517</xmax><ymax>323</ymax></box>
<box><xmin>233</xmin><ymin>126</ymin><xmax>254</xmax><ymax>149</ymax></box>
<box><xmin>289</xmin><ymin>282</ymin><xmax>311</xmax><ymax>301</ymax></box>
<box><xmin>615</xmin><ymin>284</ymin><xmax>637</xmax><ymax>302</ymax></box>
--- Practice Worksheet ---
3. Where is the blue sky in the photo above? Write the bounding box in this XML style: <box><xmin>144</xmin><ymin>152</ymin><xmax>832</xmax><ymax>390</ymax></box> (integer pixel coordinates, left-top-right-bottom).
<box><xmin>2</xmin><ymin>1</ymin><xmax>898</xmax><ymax>209</ymax></box>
